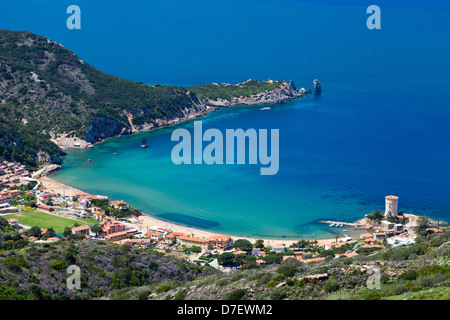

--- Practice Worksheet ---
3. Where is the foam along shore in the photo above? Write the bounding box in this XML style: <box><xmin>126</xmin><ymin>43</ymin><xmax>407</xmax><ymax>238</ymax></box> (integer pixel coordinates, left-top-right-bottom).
<box><xmin>38</xmin><ymin>175</ymin><xmax>344</xmax><ymax>248</ymax></box>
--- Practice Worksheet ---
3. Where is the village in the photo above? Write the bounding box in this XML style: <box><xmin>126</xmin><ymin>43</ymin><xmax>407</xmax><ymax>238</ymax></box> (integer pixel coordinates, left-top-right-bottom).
<box><xmin>0</xmin><ymin>160</ymin><xmax>448</xmax><ymax>271</ymax></box>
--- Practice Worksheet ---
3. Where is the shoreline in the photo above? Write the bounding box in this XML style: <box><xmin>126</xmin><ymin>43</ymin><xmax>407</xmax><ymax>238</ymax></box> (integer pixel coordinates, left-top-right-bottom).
<box><xmin>38</xmin><ymin>175</ymin><xmax>352</xmax><ymax>247</ymax></box>
<box><xmin>52</xmin><ymin>82</ymin><xmax>310</xmax><ymax>150</ymax></box>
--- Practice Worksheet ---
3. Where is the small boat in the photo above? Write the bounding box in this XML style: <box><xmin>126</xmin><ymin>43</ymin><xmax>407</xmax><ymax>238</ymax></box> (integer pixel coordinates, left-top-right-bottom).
<box><xmin>87</xmin><ymin>159</ymin><xmax>91</xmax><ymax>162</ymax></box>
<box><xmin>260</xmin><ymin>107</ymin><xmax>271</xmax><ymax>111</ymax></box>
<box><xmin>113</xmin><ymin>153</ymin><xmax>117</xmax><ymax>155</ymax></box>
<box><xmin>140</xmin><ymin>138</ymin><xmax>148</xmax><ymax>148</ymax></box>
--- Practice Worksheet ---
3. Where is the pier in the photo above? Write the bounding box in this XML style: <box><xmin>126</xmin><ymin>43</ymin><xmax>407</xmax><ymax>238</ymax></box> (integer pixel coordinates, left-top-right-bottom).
<box><xmin>320</xmin><ymin>220</ymin><xmax>362</xmax><ymax>227</ymax></box>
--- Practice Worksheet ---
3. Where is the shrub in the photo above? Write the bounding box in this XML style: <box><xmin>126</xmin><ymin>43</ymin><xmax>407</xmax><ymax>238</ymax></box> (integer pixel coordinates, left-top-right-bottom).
<box><xmin>398</xmin><ymin>270</ymin><xmax>418</xmax><ymax>281</ymax></box>
<box><xmin>225</xmin><ymin>288</ymin><xmax>248</xmax><ymax>300</ymax></box>
<box><xmin>174</xmin><ymin>290</ymin><xmax>187</xmax><ymax>300</ymax></box>
<box><xmin>270</xmin><ymin>287</ymin><xmax>287</xmax><ymax>300</ymax></box>
<box><xmin>216</xmin><ymin>278</ymin><xmax>230</xmax><ymax>287</ymax></box>
<box><xmin>393</xmin><ymin>284</ymin><xmax>409</xmax><ymax>295</ymax></box>
<box><xmin>418</xmin><ymin>276</ymin><xmax>438</xmax><ymax>288</ymax></box>
<box><xmin>286</xmin><ymin>278</ymin><xmax>294</xmax><ymax>287</ymax></box>
<box><xmin>137</xmin><ymin>290</ymin><xmax>151</xmax><ymax>300</ymax></box>
<box><xmin>364</xmin><ymin>291</ymin><xmax>382</xmax><ymax>300</ymax></box>
<box><xmin>49</xmin><ymin>260</ymin><xmax>66</xmax><ymax>271</ymax></box>
<box><xmin>277</xmin><ymin>266</ymin><xmax>298</xmax><ymax>278</ymax></box>
<box><xmin>323</xmin><ymin>278</ymin><xmax>340</xmax><ymax>293</ymax></box>
<box><xmin>1</xmin><ymin>257</ymin><xmax>31</xmax><ymax>272</ymax></box>
<box><xmin>418</xmin><ymin>265</ymin><xmax>450</xmax><ymax>277</ymax></box>
<box><xmin>156</xmin><ymin>283</ymin><xmax>172</xmax><ymax>293</ymax></box>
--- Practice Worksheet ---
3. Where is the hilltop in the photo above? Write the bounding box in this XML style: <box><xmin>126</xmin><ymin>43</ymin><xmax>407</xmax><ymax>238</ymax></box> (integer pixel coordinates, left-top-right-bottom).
<box><xmin>0</xmin><ymin>30</ymin><xmax>309</xmax><ymax>170</ymax></box>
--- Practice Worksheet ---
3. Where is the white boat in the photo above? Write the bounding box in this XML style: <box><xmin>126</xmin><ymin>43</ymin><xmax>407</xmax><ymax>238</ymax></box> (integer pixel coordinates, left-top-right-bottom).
<box><xmin>260</xmin><ymin>107</ymin><xmax>271</xmax><ymax>110</ymax></box>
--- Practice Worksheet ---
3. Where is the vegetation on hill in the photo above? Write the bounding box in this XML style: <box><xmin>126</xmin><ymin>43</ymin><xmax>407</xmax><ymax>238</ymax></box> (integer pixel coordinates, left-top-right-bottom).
<box><xmin>0</xmin><ymin>118</ymin><xmax>64</xmax><ymax>170</ymax></box>
<box><xmin>143</xmin><ymin>230</ymin><xmax>450</xmax><ymax>300</ymax></box>
<box><xmin>0</xmin><ymin>30</ymin><xmax>299</xmax><ymax>170</ymax></box>
<box><xmin>0</xmin><ymin>221</ymin><xmax>216</xmax><ymax>299</ymax></box>
<box><xmin>1</xmin><ymin>212</ymin><xmax>449</xmax><ymax>300</ymax></box>
<box><xmin>187</xmin><ymin>80</ymin><xmax>283</xmax><ymax>101</ymax></box>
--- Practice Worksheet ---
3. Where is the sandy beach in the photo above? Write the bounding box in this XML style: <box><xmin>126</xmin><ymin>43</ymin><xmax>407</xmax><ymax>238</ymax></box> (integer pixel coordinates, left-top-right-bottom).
<box><xmin>38</xmin><ymin>175</ymin><xmax>350</xmax><ymax>248</ymax></box>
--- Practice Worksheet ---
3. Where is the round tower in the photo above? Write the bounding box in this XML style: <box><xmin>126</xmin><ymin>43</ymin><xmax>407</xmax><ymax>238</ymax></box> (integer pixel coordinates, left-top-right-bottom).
<box><xmin>385</xmin><ymin>195</ymin><xmax>399</xmax><ymax>218</ymax></box>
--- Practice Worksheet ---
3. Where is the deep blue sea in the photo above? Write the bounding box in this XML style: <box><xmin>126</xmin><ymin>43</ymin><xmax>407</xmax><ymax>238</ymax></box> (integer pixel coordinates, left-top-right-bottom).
<box><xmin>1</xmin><ymin>0</ymin><xmax>449</xmax><ymax>239</ymax></box>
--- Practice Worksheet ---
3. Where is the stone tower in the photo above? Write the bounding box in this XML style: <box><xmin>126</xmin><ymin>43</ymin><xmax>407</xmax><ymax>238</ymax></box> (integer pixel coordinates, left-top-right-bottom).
<box><xmin>385</xmin><ymin>195</ymin><xmax>399</xmax><ymax>218</ymax></box>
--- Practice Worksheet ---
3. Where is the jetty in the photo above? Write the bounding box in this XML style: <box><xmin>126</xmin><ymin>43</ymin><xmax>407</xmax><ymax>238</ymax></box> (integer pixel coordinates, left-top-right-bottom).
<box><xmin>320</xmin><ymin>220</ymin><xmax>362</xmax><ymax>227</ymax></box>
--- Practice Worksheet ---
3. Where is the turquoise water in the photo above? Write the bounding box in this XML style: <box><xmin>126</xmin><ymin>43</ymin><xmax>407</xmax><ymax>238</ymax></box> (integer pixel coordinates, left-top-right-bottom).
<box><xmin>2</xmin><ymin>0</ymin><xmax>450</xmax><ymax>239</ymax></box>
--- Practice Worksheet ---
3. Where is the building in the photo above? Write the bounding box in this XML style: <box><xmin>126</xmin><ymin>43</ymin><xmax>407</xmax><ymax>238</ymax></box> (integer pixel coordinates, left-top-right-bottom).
<box><xmin>426</xmin><ymin>228</ymin><xmax>443</xmax><ymax>234</ymax></box>
<box><xmin>162</xmin><ymin>232</ymin><xmax>191</xmax><ymax>244</ymax></box>
<box><xmin>72</xmin><ymin>225</ymin><xmax>90</xmax><ymax>236</ymax></box>
<box><xmin>145</xmin><ymin>231</ymin><xmax>164</xmax><ymax>242</ymax></box>
<box><xmin>0</xmin><ymin>195</ymin><xmax>12</xmax><ymax>205</ymax></box>
<box><xmin>206</xmin><ymin>235</ymin><xmax>233</xmax><ymax>250</ymax></box>
<box><xmin>37</xmin><ymin>204</ymin><xmax>54</xmax><ymax>212</ymax></box>
<box><xmin>163</xmin><ymin>233</ymin><xmax>177</xmax><ymax>244</ymax></box>
<box><xmin>100</xmin><ymin>220</ymin><xmax>126</xmax><ymax>236</ymax></box>
<box><xmin>0</xmin><ymin>189</ymin><xmax>21</xmax><ymax>198</ymax></box>
<box><xmin>381</xmin><ymin>220</ymin><xmax>395</xmax><ymax>231</ymax></box>
<box><xmin>387</xmin><ymin>235</ymin><xmax>416</xmax><ymax>247</ymax></box>
<box><xmin>179</xmin><ymin>235</ymin><xmax>208</xmax><ymax>250</ymax></box>
<box><xmin>8</xmin><ymin>218</ymin><xmax>18</xmax><ymax>226</ymax></box>
<box><xmin>0</xmin><ymin>203</ymin><xmax>18</xmax><ymax>213</ymax></box>
<box><xmin>104</xmin><ymin>231</ymin><xmax>128</xmax><ymax>242</ymax></box>
<box><xmin>110</xmin><ymin>200</ymin><xmax>129</xmax><ymax>210</ymax></box>
<box><xmin>364</xmin><ymin>238</ymin><xmax>378</xmax><ymax>245</ymax></box>
<box><xmin>93</xmin><ymin>210</ymin><xmax>105</xmax><ymax>221</ymax></box>
<box><xmin>272</xmin><ymin>245</ymin><xmax>285</xmax><ymax>253</ymax></box>
<box><xmin>373</xmin><ymin>232</ymin><xmax>386</xmax><ymax>239</ymax></box>
<box><xmin>385</xmin><ymin>195</ymin><xmax>399</xmax><ymax>218</ymax></box>
<box><xmin>297</xmin><ymin>256</ymin><xmax>326</xmax><ymax>263</ymax></box>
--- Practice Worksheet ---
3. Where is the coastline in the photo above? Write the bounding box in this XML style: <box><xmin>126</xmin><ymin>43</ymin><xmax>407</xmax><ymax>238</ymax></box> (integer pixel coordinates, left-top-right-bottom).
<box><xmin>38</xmin><ymin>175</ymin><xmax>344</xmax><ymax>247</ymax></box>
<box><xmin>52</xmin><ymin>81</ymin><xmax>310</xmax><ymax>150</ymax></box>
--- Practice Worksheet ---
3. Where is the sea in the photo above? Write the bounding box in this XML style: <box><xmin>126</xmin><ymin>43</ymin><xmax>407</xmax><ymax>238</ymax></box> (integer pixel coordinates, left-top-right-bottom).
<box><xmin>1</xmin><ymin>0</ymin><xmax>449</xmax><ymax>239</ymax></box>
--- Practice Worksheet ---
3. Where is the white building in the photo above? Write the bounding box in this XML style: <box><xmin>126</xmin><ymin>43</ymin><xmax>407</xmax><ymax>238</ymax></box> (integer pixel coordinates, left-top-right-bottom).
<box><xmin>385</xmin><ymin>195</ymin><xmax>399</xmax><ymax>218</ymax></box>
<box><xmin>381</xmin><ymin>220</ymin><xmax>395</xmax><ymax>231</ymax></box>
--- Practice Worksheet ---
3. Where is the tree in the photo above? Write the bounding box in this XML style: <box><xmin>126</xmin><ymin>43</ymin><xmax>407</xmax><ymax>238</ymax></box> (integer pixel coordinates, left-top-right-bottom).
<box><xmin>29</xmin><ymin>226</ymin><xmax>41</xmax><ymax>238</ymax></box>
<box><xmin>190</xmin><ymin>245</ymin><xmax>201</xmax><ymax>253</ymax></box>
<box><xmin>218</xmin><ymin>252</ymin><xmax>235</xmax><ymax>266</ymax></box>
<box><xmin>254</xmin><ymin>239</ymin><xmax>264</xmax><ymax>249</ymax></box>
<box><xmin>417</xmin><ymin>214</ymin><xmax>430</xmax><ymax>236</ymax></box>
<box><xmin>232</xmin><ymin>239</ymin><xmax>253</xmax><ymax>251</ymax></box>
<box><xmin>63</xmin><ymin>227</ymin><xmax>72</xmax><ymax>238</ymax></box>
<box><xmin>367</xmin><ymin>210</ymin><xmax>384</xmax><ymax>223</ymax></box>
<box><xmin>90</xmin><ymin>224</ymin><xmax>103</xmax><ymax>236</ymax></box>
<box><xmin>44</xmin><ymin>227</ymin><xmax>56</xmax><ymax>239</ymax></box>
